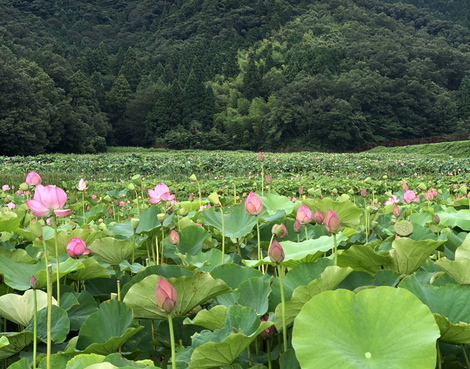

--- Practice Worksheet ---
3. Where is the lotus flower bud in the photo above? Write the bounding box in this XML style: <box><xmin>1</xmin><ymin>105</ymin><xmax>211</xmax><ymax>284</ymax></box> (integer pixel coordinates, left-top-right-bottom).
<box><xmin>67</xmin><ymin>238</ymin><xmax>91</xmax><ymax>258</ymax></box>
<box><xmin>268</xmin><ymin>240</ymin><xmax>285</xmax><ymax>264</ymax></box>
<box><xmin>245</xmin><ymin>192</ymin><xmax>263</xmax><ymax>216</ymax></box>
<box><xmin>30</xmin><ymin>276</ymin><xmax>39</xmax><ymax>289</ymax></box>
<box><xmin>208</xmin><ymin>192</ymin><xmax>221</xmax><ymax>206</ymax></box>
<box><xmin>77</xmin><ymin>178</ymin><xmax>87</xmax><ymax>191</ymax></box>
<box><xmin>298</xmin><ymin>186</ymin><xmax>304</xmax><ymax>195</ymax></box>
<box><xmin>157</xmin><ymin>213</ymin><xmax>165</xmax><ymax>224</ymax></box>
<box><xmin>169</xmin><ymin>230</ymin><xmax>180</xmax><ymax>246</ymax></box>
<box><xmin>189</xmin><ymin>193</ymin><xmax>195</xmax><ymax>201</ymax></box>
<box><xmin>360</xmin><ymin>188</ymin><xmax>367</xmax><ymax>198</ymax></box>
<box><xmin>296</xmin><ymin>205</ymin><xmax>312</xmax><ymax>225</ymax></box>
<box><xmin>190</xmin><ymin>174</ymin><xmax>198</xmax><ymax>182</ymax></box>
<box><xmin>260</xmin><ymin>315</ymin><xmax>276</xmax><ymax>339</ymax></box>
<box><xmin>271</xmin><ymin>223</ymin><xmax>288</xmax><ymax>238</ymax></box>
<box><xmin>434</xmin><ymin>214</ymin><xmax>440</xmax><ymax>224</ymax></box>
<box><xmin>25</xmin><ymin>171</ymin><xmax>42</xmax><ymax>186</ymax></box>
<box><xmin>393</xmin><ymin>204</ymin><xmax>400</xmax><ymax>218</ymax></box>
<box><xmin>293</xmin><ymin>220</ymin><xmax>302</xmax><ymax>233</ymax></box>
<box><xmin>324</xmin><ymin>209</ymin><xmax>341</xmax><ymax>234</ymax></box>
<box><xmin>155</xmin><ymin>277</ymin><xmax>177</xmax><ymax>313</ymax></box>
<box><xmin>402</xmin><ymin>182</ymin><xmax>408</xmax><ymax>191</ymax></box>
<box><xmin>265</xmin><ymin>175</ymin><xmax>272</xmax><ymax>184</ymax></box>
<box><xmin>257</xmin><ymin>152</ymin><xmax>264</xmax><ymax>161</ymax></box>
<box><xmin>313</xmin><ymin>210</ymin><xmax>324</xmax><ymax>225</ymax></box>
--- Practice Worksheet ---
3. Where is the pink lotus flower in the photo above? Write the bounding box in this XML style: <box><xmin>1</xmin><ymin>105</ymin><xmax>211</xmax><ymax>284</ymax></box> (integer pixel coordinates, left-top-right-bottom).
<box><xmin>384</xmin><ymin>195</ymin><xmax>399</xmax><ymax>205</ymax></box>
<box><xmin>26</xmin><ymin>185</ymin><xmax>68</xmax><ymax>217</ymax></box>
<box><xmin>148</xmin><ymin>183</ymin><xmax>175</xmax><ymax>204</ymax></box>
<box><xmin>296</xmin><ymin>205</ymin><xmax>312</xmax><ymax>225</ymax></box>
<box><xmin>269</xmin><ymin>240</ymin><xmax>285</xmax><ymax>264</ymax></box>
<box><xmin>313</xmin><ymin>210</ymin><xmax>324</xmax><ymax>225</ymax></box>
<box><xmin>77</xmin><ymin>178</ymin><xmax>87</xmax><ymax>191</ymax></box>
<box><xmin>169</xmin><ymin>230</ymin><xmax>180</xmax><ymax>246</ymax></box>
<box><xmin>155</xmin><ymin>277</ymin><xmax>177</xmax><ymax>313</ymax></box>
<box><xmin>245</xmin><ymin>192</ymin><xmax>263</xmax><ymax>216</ymax></box>
<box><xmin>25</xmin><ymin>171</ymin><xmax>42</xmax><ymax>186</ymax></box>
<box><xmin>67</xmin><ymin>238</ymin><xmax>90</xmax><ymax>258</ymax></box>
<box><xmin>7</xmin><ymin>202</ymin><xmax>15</xmax><ymax>209</ymax></box>
<box><xmin>2</xmin><ymin>185</ymin><xmax>10</xmax><ymax>191</ymax></box>
<box><xmin>324</xmin><ymin>209</ymin><xmax>341</xmax><ymax>234</ymax></box>
<box><xmin>403</xmin><ymin>190</ymin><xmax>417</xmax><ymax>204</ymax></box>
<box><xmin>402</xmin><ymin>182</ymin><xmax>408</xmax><ymax>191</ymax></box>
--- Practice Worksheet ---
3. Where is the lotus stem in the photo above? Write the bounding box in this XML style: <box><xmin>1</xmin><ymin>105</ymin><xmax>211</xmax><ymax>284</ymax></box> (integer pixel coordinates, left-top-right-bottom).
<box><xmin>46</xmin><ymin>264</ymin><xmax>53</xmax><ymax>369</ymax></box>
<box><xmin>117</xmin><ymin>279</ymin><xmax>121</xmax><ymax>301</ymax></box>
<box><xmin>81</xmin><ymin>191</ymin><xmax>85</xmax><ymax>224</ymax></box>
<box><xmin>233</xmin><ymin>183</ymin><xmax>237</xmax><ymax>205</ymax></box>
<box><xmin>277</xmin><ymin>264</ymin><xmax>288</xmax><ymax>353</ymax></box>
<box><xmin>161</xmin><ymin>226</ymin><xmax>165</xmax><ymax>264</ymax></box>
<box><xmin>437</xmin><ymin>341</ymin><xmax>442</xmax><ymax>369</ymax></box>
<box><xmin>32</xmin><ymin>288</ymin><xmax>37</xmax><ymax>369</ymax></box>
<box><xmin>53</xmin><ymin>216</ymin><xmax>60</xmax><ymax>306</ymax></box>
<box><xmin>220</xmin><ymin>207</ymin><xmax>225</xmax><ymax>265</ymax></box>
<box><xmin>267</xmin><ymin>339</ymin><xmax>272</xmax><ymax>369</ymax></box>
<box><xmin>304</xmin><ymin>226</ymin><xmax>308</xmax><ymax>241</ymax></box>
<box><xmin>155</xmin><ymin>236</ymin><xmax>159</xmax><ymax>265</ymax></box>
<box><xmin>168</xmin><ymin>314</ymin><xmax>177</xmax><ymax>369</ymax></box>
<box><xmin>333</xmin><ymin>233</ymin><xmax>338</xmax><ymax>265</ymax></box>
<box><xmin>261</xmin><ymin>163</ymin><xmax>264</xmax><ymax>196</ymax></box>
<box><xmin>462</xmin><ymin>344</ymin><xmax>470</xmax><ymax>368</ymax></box>
<box><xmin>256</xmin><ymin>217</ymin><xmax>262</xmax><ymax>272</ymax></box>
<box><xmin>365</xmin><ymin>208</ymin><xmax>369</xmax><ymax>244</ymax></box>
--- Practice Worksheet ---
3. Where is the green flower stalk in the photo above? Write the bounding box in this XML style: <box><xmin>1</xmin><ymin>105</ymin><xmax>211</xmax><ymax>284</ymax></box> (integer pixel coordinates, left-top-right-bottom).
<box><xmin>269</xmin><ymin>240</ymin><xmax>287</xmax><ymax>352</ymax></box>
<box><xmin>30</xmin><ymin>276</ymin><xmax>38</xmax><ymax>369</ymax></box>
<box><xmin>46</xmin><ymin>264</ymin><xmax>53</xmax><ymax>369</ymax></box>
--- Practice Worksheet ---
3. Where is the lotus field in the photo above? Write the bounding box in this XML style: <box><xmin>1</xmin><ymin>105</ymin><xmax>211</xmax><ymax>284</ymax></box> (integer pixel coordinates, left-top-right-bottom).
<box><xmin>2</xmin><ymin>150</ymin><xmax>470</xmax><ymax>368</ymax></box>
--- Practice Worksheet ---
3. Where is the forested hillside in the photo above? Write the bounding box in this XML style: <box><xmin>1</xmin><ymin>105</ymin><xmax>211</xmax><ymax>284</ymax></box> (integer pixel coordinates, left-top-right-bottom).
<box><xmin>1</xmin><ymin>0</ymin><xmax>470</xmax><ymax>154</ymax></box>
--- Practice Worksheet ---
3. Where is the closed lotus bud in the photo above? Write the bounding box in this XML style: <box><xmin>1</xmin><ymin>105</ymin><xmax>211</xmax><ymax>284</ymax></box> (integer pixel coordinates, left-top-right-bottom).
<box><xmin>189</xmin><ymin>193</ymin><xmax>195</xmax><ymax>201</ymax></box>
<box><xmin>260</xmin><ymin>315</ymin><xmax>276</xmax><ymax>339</ymax></box>
<box><xmin>324</xmin><ymin>209</ymin><xmax>341</xmax><ymax>234</ymax></box>
<box><xmin>208</xmin><ymin>192</ymin><xmax>221</xmax><ymax>206</ymax></box>
<box><xmin>245</xmin><ymin>192</ymin><xmax>263</xmax><ymax>216</ymax></box>
<box><xmin>77</xmin><ymin>178</ymin><xmax>87</xmax><ymax>191</ymax></box>
<box><xmin>265</xmin><ymin>175</ymin><xmax>272</xmax><ymax>184</ymax></box>
<box><xmin>25</xmin><ymin>171</ymin><xmax>42</xmax><ymax>186</ymax></box>
<box><xmin>30</xmin><ymin>276</ymin><xmax>39</xmax><ymax>289</ymax></box>
<box><xmin>190</xmin><ymin>174</ymin><xmax>198</xmax><ymax>182</ymax></box>
<box><xmin>169</xmin><ymin>230</ymin><xmax>180</xmax><ymax>246</ymax></box>
<box><xmin>313</xmin><ymin>210</ymin><xmax>324</xmax><ymax>225</ymax></box>
<box><xmin>434</xmin><ymin>214</ymin><xmax>440</xmax><ymax>224</ymax></box>
<box><xmin>293</xmin><ymin>220</ymin><xmax>302</xmax><ymax>233</ymax></box>
<box><xmin>155</xmin><ymin>277</ymin><xmax>177</xmax><ymax>313</ymax></box>
<box><xmin>67</xmin><ymin>238</ymin><xmax>91</xmax><ymax>258</ymax></box>
<box><xmin>258</xmin><ymin>152</ymin><xmax>264</xmax><ymax>161</ymax></box>
<box><xmin>157</xmin><ymin>213</ymin><xmax>165</xmax><ymax>223</ymax></box>
<box><xmin>393</xmin><ymin>204</ymin><xmax>400</xmax><ymax>218</ymax></box>
<box><xmin>268</xmin><ymin>240</ymin><xmax>285</xmax><ymax>264</ymax></box>
<box><xmin>298</xmin><ymin>186</ymin><xmax>304</xmax><ymax>195</ymax></box>
<box><xmin>296</xmin><ymin>205</ymin><xmax>313</xmax><ymax>225</ymax></box>
<box><xmin>360</xmin><ymin>188</ymin><xmax>367</xmax><ymax>198</ymax></box>
<box><xmin>272</xmin><ymin>223</ymin><xmax>288</xmax><ymax>238</ymax></box>
<box><xmin>131</xmin><ymin>218</ymin><xmax>140</xmax><ymax>232</ymax></box>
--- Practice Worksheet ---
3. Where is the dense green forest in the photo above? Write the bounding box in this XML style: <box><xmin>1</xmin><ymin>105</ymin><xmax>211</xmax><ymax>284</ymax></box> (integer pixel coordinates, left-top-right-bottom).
<box><xmin>1</xmin><ymin>0</ymin><xmax>470</xmax><ymax>155</ymax></box>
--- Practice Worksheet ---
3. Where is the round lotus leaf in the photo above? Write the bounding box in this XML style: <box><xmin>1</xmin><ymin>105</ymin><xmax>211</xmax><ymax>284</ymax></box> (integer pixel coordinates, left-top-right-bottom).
<box><xmin>292</xmin><ymin>286</ymin><xmax>439</xmax><ymax>369</ymax></box>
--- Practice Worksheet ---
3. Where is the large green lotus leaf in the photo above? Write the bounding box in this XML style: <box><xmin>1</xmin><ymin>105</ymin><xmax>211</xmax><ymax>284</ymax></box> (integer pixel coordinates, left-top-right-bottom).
<box><xmin>0</xmin><ymin>248</ymin><xmax>36</xmax><ymax>264</ymax></box>
<box><xmin>35</xmin><ymin>257</ymin><xmax>83</xmax><ymax>285</ymax></box>
<box><xmin>6</xmin><ymin>357</ymin><xmax>30</xmax><ymax>369</ymax></box>
<box><xmin>0</xmin><ymin>217</ymin><xmax>20</xmax><ymax>232</ymax></box>
<box><xmin>81</xmin><ymin>364</ymin><xmax>116</xmax><ymax>369</ymax></box>
<box><xmin>104</xmin><ymin>352</ymin><xmax>161</xmax><ymax>368</ymax></box>
<box><xmin>274</xmin><ymin>266</ymin><xmax>352</xmax><ymax>330</ymax></box>
<box><xmin>210</xmin><ymin>263</ymin><xmax>263</xmax><ymax>290</ymax></box>
<box><xmin>435</xmin><ymin>258</ymin><xmax>470</xmax><ymax>284</ymax></box>
<box><xmin>37</xmin><ymin>353</ymin><xmax>70</xmax><ymax>369</ymax></box>
<box><xmin>136</xmin><ymin>205</ymin><xmax>172</xmax><ymax>234</ymax></box>
<box><xmin>270</xmin><ymin>259</ymin><xmax>333</xmax><ymax>309</ymax></box>
<box><xmin>68</xmin><ymin>290</ymin><xmax>100</xmax><ymax>331</ymax></box>
<box><xmin>0</xmin><ymin>255</ymin><xmax>45</xmax><ymax>290</ymax></box>
<box><xmin>67</xmin><ymin>258</ymin><xmax>111</xmax><ymax>281</ymax></box>
<box><xmin>60</xmin><ymin>292</ymin><xmax>80</xmax><ymax>311</ymax></box>
<box><xmin>123</xmin><ymin>273</ymin><xmax>231</xmax><ymax>320</ymax></box>
<box><xmin>176</xmin><ymin>225</ymin><xmax>211</xmax><ymax>255</ymax></box>
<box><xmin>260</xmin><ymin>193</ymin><xmax>295</xmax><ymax>216</ymax></box>
<box><xmin>390</xmin><ymin>238</ymin><xmax>445</xmax><ymax>275</ymax></box>
<box><xmin>76</xmin><ymin>300</ymin><xmax>143</xmax><ymax>355</ymax></box>
<box><xmin>64</xmin><ymin>354</ymin><xmax>105</xmax><ymax>369</ymax></box>
<box><xmin>184</xmin><ymin>305</ymin><xmax>227</xmax><ymax>331</ymax></box>
<box><xmin>336</xmin><ymin>244</ymin><xmax>392</xmax><ymax>274</ymax></box>
<box><xmin>0</xmin><ymin>289</ymin><xmax>55</xmax><ymax>326</ymax></box>
<box><xmin>400</xmin><ymin>274</ymin><xmax>470</xmax><ymax>343</ymax></box>
<box><xmin>188</xmin><ymin>306</ymin><xmax>273</xmax><ymax>369</ymax></box>
<box><xmin>89</xmin><ymin>237</ymin><xmax>138</xmax><ymax>266</ymax></box>
<box><xmin>120</xmin><ymin>265</ymin><xmax>193</xmax><ymax>299</ymax></box>
<box><xmin>303</xmin><ymin>197</ymin><xmax>362</xmax><ymax>228</ymax></box>
<box><xmin>279</xmin><ymin>349</ymin><xmax>300</xmax><ymax>369</ymax></box>
<box><xmin>244</xmin><ymin>229</ymin><xmax>356</xmax><ymax>269</ymax></box>
<box><xmin>455</xmin><ymin>233</ymin><xmax>470</xmax><ymax>260</ymax></box>
<box><xmin>237</xmin><ymin>277</ymin><xmax>271</xmax><ymax>315</ymax></box>
<box><xmin>439</xmin><ymin>210</ymin><xmax>470</xmax><ymax>230</ymax></box>
<box><xmin>177</xmin><ymin>248</ymin><xmax>233</xmax><ymax>272</ymax></box>
<box><xmin>200</xmin><ymin>205</ymin><xmax>258</xmax><ymax>238</ymax></box>
<box><xmin>25</xmin><ymin>305</ymin><xmax>70</xmax><ymax>343</ymax></box>
<box><xmin>292</xmin><ymin>287</ymin><xmax>439</xmax><ymax>369</ymax></box>
<box><xmin>0</xmin><ymin>331</ymin><xmax>34</xmax><ymax>360</ymax></box>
